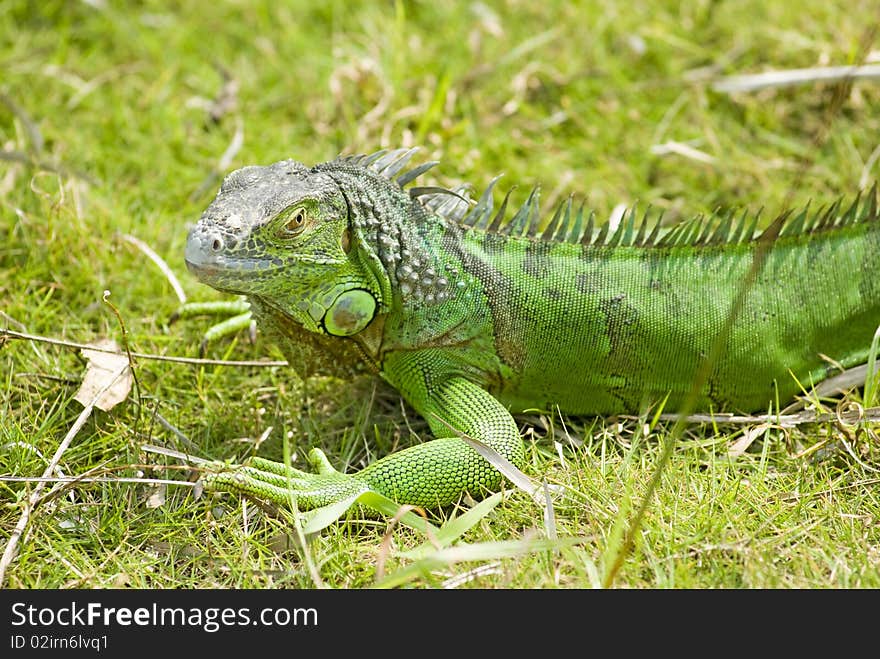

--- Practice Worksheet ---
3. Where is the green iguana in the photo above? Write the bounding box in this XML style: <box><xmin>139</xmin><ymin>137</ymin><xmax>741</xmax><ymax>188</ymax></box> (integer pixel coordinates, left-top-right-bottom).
<box><xmin>182</xmin><ymin>148</ymin><xmax>880</xmax><ymax>510</ymax></box>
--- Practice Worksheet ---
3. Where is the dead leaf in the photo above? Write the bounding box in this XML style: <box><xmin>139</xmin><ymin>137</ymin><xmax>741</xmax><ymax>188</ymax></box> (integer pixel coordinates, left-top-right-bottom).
<box><xmin>145</xmin><ymin>484</ymin><xmax>166</xmax><ymax>509</ymax></box>
<box><xmin>112</xmin><ymin>572</ymin><xmax>132</xmax><ymax>587</ymax></box>
<box><xmin>74</xmin><ymin>338</ymin><xmax>132</xmax><ymax>411</ymax></box>
<box><xmin>728</xmin><ymin>423</ymin><xmax>773</xmax><ymax>457</ymax></box>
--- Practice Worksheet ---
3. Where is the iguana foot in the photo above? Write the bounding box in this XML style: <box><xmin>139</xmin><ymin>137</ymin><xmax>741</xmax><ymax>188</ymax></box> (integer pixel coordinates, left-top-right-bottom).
<box><xmin>202</xmin><ymin>449</ymin><xmax>369</xmax><ymax>509</ymax></box>
<box><xmin>170</xmin><ymin>298</ymin><xmax>255</xmax><ymax>356</ymax></box>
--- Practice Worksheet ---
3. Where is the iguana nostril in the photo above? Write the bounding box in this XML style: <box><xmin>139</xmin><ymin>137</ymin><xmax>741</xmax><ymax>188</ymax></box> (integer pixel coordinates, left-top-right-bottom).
<box><xmin>212</xmin><ymin>238</ymin><xmax>222</xmax><ymax>251</ymax></box>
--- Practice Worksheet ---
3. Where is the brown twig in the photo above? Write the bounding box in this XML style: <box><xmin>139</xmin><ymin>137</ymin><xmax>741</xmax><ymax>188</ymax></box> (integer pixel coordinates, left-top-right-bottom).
<box><xmin>0</xmin><ymin>328</ymin><xmax>287</xmax><ymax>368</ymax></box>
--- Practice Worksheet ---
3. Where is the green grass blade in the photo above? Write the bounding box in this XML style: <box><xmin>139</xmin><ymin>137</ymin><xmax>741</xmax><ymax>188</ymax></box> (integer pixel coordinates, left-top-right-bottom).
<box><xmin>399</xmin><ymin>492</ymin><xmax>504</xmax><ymax>560</ymax></box>
<box><xmin>373</xmin><ymin>536</ymin><xmax>588</xmax><ymax>589</ymax></box>
<box><xmin>863</xmin><ymin>323</ymin><xmax>880</xmax><ymax>407</ymax></box>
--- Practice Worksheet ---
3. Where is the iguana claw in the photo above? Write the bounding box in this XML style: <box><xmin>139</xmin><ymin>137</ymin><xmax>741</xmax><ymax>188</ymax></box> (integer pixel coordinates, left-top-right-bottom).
<box><xmin>201</xmin><ymin>450</ymin><xmax>370</xmax><ymax>510</ymax></box>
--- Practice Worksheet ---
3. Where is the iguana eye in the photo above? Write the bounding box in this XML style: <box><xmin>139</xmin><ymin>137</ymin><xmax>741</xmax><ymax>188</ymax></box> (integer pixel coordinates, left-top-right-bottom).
<box><xmin>276</xmin><ymin>207</ymin><xmax>308</xmax><ymax>239</ymax></box>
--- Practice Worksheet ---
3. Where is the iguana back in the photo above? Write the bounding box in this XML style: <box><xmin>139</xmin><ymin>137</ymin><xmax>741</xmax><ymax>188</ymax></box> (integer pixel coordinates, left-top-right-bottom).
<box><xmin>452</xmin><ymin>201</ymin><xmax>880</xmax><ymax>414</ymax></box>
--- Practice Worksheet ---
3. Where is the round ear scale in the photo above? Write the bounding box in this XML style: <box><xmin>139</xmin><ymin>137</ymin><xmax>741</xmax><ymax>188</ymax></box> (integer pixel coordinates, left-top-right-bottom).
<box><xmin>323</xmin><ymin>288</ymin><xmax>377</xmax><ymax>337</ymax></box>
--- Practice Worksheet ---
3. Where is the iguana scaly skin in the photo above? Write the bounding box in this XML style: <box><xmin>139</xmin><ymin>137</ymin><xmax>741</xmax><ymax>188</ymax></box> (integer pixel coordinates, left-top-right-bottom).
<box><xmin>184</xmin><ymin>148</ymin><xmax>880</xmax><ymax>509</ymax></box>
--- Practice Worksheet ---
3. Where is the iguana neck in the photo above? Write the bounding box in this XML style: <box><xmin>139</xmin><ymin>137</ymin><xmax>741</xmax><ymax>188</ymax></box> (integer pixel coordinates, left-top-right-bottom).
<box><xmin>323</xmin><ymin>167</ymin><xmax>484</xmax><ymax>349</ymax></box>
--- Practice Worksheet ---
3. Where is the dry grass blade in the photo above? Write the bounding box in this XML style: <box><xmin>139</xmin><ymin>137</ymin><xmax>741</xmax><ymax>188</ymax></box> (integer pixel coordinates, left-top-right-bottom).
<box><xmin>376</xmin><ymin>504</ymin><xmax>430</xmax><ymax>581</ymax></box>
<box><xmin>374</xmin><ymin>535</ymin><xmax>589</xmax><ymax>589</ymax></box>
<box><xmin>650</xmin><ymin>406</ymin><xmax>880</xmax><ymax>427</ymax></box>
<box><xmin>713</xmin><ymin>63</ymin><xmax>880</xmax><ymax>93</ymax></box>
<box><xmin>727</xmin><ymin>423</ymin><xmax>776</xmax><ymax>458</ymax></box>
<box><xmin>650</xmin><ymin>141</ymin><xmax>717</xmax><ymax>165</ymax></box>
<box><xmin>141</xmin><ymin>443</ymin><xmax>212</xmax><ymax>466</ymax></box>
<box><xmin>119</xmin><ymin>233</ymin><xmax>187</xmax><ymax>305</ymax></box>
<box><xmin>190</xmin><ymin>116</ymin><xmax>245</xmax><ymax>200</ymax></box>
<box><xmin>0</xmin><ymin>328</ymin><xmax>287</xmax><ymax>367</ymax></box>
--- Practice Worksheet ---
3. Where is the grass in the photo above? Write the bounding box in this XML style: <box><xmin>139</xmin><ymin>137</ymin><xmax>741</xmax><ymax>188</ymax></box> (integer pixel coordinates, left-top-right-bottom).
<box><xmin>1</xmin><ymin>0</ymin><xmax>879</xmax><ymax>589</ymax></box>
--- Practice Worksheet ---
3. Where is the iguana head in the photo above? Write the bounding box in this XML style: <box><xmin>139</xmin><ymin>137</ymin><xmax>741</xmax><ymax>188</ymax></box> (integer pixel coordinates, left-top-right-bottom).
<box><xmin>186</xmin><ymin>158</ymin><xmax>394</xmax><ymax>337</ymax></box>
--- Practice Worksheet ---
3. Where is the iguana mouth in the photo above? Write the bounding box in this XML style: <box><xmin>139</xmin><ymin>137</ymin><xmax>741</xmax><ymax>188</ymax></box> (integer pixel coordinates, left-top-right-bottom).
<box><xmin>185</xmin><ymin>223</ymin><xmax>266</xmax><ymax>291</ymax></box>
<box><xmin>183</xmin><ymin>255</ymin><xmax>259</xmax><ymax>293</ymax></box>
<box><xmin>183</xmin><ymin>258</ymin><xmax>220</xmax><ymax>277</ymax></box>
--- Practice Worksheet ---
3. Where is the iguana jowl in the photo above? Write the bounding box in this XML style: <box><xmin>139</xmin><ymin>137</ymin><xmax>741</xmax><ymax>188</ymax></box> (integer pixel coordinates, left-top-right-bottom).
<box><xmin>184</xmin><ymin>148</ymin><xmax>880</xmax><ymax>509</ymax></box>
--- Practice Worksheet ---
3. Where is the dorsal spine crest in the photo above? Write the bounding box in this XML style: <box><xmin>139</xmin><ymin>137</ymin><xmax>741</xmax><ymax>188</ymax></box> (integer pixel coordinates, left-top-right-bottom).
<box><xmin>337</xmin><ymin>148</ymin><xmax>880</xmax><ymax>250</ymax></box>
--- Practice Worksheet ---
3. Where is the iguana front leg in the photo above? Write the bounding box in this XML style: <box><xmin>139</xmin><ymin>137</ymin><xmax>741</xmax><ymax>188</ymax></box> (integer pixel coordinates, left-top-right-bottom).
<box><xmin>202</xmin><ymin>371</ymin><xmax>526</xmax><ymax>509</ymax></box>
<box><xmin>169</xmin><ymin>298</ymin><xmax>254</xmax><ymax>354</ymax></box>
